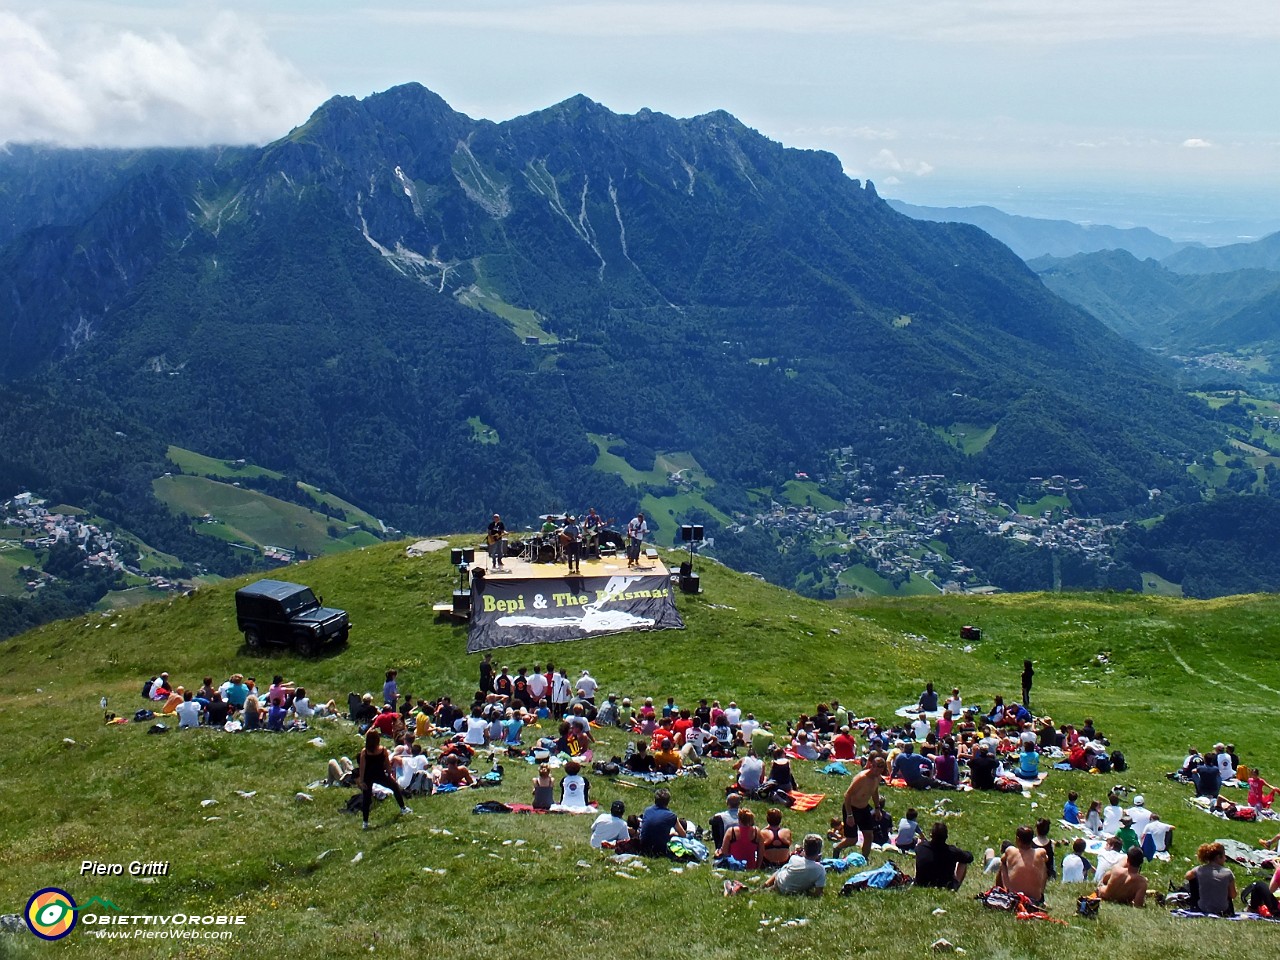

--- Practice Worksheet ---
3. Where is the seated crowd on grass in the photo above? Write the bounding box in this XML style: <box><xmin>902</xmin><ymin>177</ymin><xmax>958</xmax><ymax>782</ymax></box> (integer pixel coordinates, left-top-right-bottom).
<box><xmin>139</xmin><ymin>661</ymin><xmax>1272</xmax><ymax>916</ymax></box>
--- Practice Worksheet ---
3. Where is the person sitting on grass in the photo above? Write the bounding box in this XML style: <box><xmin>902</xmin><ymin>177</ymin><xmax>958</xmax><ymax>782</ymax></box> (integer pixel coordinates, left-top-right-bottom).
<box><xmin>891</xmin><ymin>742</ymin><xmax>954</xmax><ymax>790</ymax></box>
<box><xmin>242</xmin><ymin>694</ymin><xmax>264</xmax><ymax>732</ymax></box>
<box><xmin>895</xmin><ymin>808</ymin><xmax>922</xmax><ymax>852</ymax></box>
<box><xmin>914</xmin><ymin>822</ymin><xmax>973</xmax><ymax>890</ymax></box>
<box><xmin>998</xmin><ymin>825</ymin><xmax>1049</xmax><ymax>906</ymax></box>
<box><xmin>968</xmin><ymin>743</ymin><xmax>998</xmax><ymax>791</ymax></box>
<box><xmin>532</xmin><ymin>764</ymin><xmax>556</xmax><ymax>810</ymax></box>
<box><xmin>1063</xmin><ymin>791</ymin><xmax>1080</xmax><ymax>825</ymax></box>
<box><xmin>653</xmin><ymin>738</ymin><xmax>683</xmax><ymax>775</ymax></box>
<box><xmin>205</xmin><ymin>692</ymin><xmax>230</xmax><ymax>727</ymax></box>
<box><xmin>1096</xmin><ymin>846</ymin><xmax>1147</xmax><ymax>906</ymax></box>
<box><xmin>1249</xmin><ymin>769</ymin><xmax>1278</xmax><ymax>809</ymax></box>
<box><xmin>1114</xmin><ymin>815</ymin><xmax>1140</xmax><ymax>853</ymax></box>
<box><xmin>558</xmin><ymin>759</ymin><xmax>591</xmax><ymax>810</ymax></box>
<box><xmin>1186</xmin><ymin>842</ymin><xmax>1236</xmax><ymax>916</ymax></box>
<box><xmin>733</xmin><ymin>746</ymin><xmax>765</xmax><ymax>795</ymax></box>
<box><xmin>718</xmin><ymin>807</ymin><xmax>763</xmax><ymax>869</ymax></box>
<box><xmin>292</xmin><ymin>688</ymin><xmax>336</xmax><ymax>721</ymax></box>
<box><xmin>175</xmin><ymin>690</ymin><xmax>203</xmax><ymax>729</ymax></box>
<box><xmin>760</xmin><ymin>808</ymin><xmax>794</xmax><ymax>867</ymax></box>
<box><xmin>590</xmin><ymin>800</ymin><xmax>634</xmax><ymax>851</ymax></box>
<box><xmin>436</xmin><ymin>753</ymin><xmax>476</xmax><ymax>789</ymax></box>
<box><xmin>357</xmin><ymin>729</ymin><xmax>412</xmax><ymax>830</ymax></box>
<box><xmin>626</xmin><ymin>741</ymin><xmax>657</xmax><ymax>773</ymax></box>
<box><xmin>638</xmin><ymin>788</ymin><xmax>686</xmax><ymax>856</ymax></box>
<box><xmin>1015</xmin><ymin>741</ymin><xmax>1041</xmax><ymax>780</ymax></box>
<box><xmin>1061</xmin><ymin>838</ymin><xmax>1092</xmax><ymax>883</ymax></box>
<box><xmin>764</xmin><ymin>833</ymin><xmax>826</xmax><ymax>897</ymax></box>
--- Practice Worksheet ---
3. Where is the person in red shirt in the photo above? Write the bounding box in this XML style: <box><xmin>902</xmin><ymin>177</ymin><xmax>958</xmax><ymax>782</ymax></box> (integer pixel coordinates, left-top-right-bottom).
<box><xmin>832</xmin><ymin>726</ymin><xmax>857</xmax><ymax>761</ymax></box>
<box><xmin>673</xmin><ymin>709</ymin><xmax>696</xmax><ymax>745</ymax></box>
<box><xmin>371</xmin><ymin>705</ymin><xmax>401</xmax><ymax>738</ymax></box>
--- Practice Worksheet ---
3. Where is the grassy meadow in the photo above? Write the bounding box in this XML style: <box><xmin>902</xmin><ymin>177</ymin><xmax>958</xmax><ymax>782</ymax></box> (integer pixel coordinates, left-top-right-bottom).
<box><xmin>2</xmin><ymin>539</ymin><xmax>1279</xmax><ymax>957</ymax></box>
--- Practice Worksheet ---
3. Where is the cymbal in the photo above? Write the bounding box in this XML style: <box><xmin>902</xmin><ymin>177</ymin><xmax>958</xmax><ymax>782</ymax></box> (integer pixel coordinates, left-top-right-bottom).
<box><xmin>539</xmin><ymin>513</ymin><xmax>564</xmax><ymax>520</ymax></box>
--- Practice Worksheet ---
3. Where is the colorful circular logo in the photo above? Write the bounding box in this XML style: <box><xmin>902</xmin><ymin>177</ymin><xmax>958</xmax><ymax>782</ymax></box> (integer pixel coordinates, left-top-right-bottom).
<box><xmin>25</xmin><ymin>887</ymin><xmax>77</xmax><ymax>940</ymax></box>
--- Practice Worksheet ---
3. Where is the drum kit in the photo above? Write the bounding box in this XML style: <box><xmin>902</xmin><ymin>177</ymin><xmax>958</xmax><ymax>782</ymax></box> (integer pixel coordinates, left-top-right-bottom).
<box><xmin>517</xmin><ymin>513</ymin><xmax>625</xmax><ymax>563</ymax></box>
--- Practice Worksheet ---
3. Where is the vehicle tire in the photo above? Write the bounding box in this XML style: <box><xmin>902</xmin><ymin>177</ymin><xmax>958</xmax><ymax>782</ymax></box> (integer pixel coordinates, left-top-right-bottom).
<box><xmin>296</xmin><ymin>633</ymin><xmax>320</xmax><ymax>658</ymax></box>
<box><xmin>337</xmin><ymin>627</ymin><xmax>350</xmax><ymax>645</ymax></box>
<box><xmin>244</xmin><ymin>627</ymin><xmax>263</xmax><ymax>650</ymax></box>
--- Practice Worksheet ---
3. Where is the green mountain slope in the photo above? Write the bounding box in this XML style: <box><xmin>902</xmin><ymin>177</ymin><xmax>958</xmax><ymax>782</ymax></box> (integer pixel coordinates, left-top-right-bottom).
<box><xmin>2</xmin><ymin>543</ymin><xmax>1279</xmax><ymax>957</ymax></box>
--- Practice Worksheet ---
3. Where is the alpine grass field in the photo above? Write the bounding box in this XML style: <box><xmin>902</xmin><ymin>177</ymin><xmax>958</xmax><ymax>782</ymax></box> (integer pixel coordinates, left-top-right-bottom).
<box><xmin>3</xmin><ymin>538</ymin><xmax>1278</xmax><ymax>957</ymax></box>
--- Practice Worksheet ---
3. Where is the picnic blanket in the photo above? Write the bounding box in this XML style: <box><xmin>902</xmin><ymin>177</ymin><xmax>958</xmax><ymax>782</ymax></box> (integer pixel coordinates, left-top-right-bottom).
<box><xmin>1218</xmin><ymin>838</ymin><xmax>1276</xmax><ymax>870</ymax></box>
<box><xmin>479</xmin><ymin>802</ymin><xmax>600</xmax><ymax>815</ymax></box>
<box><xmin>1171</xmin><ymin>909</ymin><xmax>1280</xmax><ymax>923</ymax></box>
<box><xmin>786</xmin><ymin>791</ymin><xmax>827</xmax><ymax>812</ymax></box>
<box><xmin>894</xmin><ymin>704</ymin><xmax>943</xmax><ymax>720</ymax></box>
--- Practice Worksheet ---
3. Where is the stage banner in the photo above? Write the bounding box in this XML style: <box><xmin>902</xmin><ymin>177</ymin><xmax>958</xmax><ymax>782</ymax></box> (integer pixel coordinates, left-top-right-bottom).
<box><xmin>466</xmin><ymin>573</ymin><xmax>685</xmax><ymax>652</ymax></box>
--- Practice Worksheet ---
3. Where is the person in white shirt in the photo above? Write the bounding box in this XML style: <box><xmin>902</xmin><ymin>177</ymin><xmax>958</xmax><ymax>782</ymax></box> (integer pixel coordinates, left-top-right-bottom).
<box><xmin>1141</xmin><ymin>814</ymin><xmax>1174</xmax><ymax>853</ymax></box>
<box><xmin>911</xmin><ymin>716</ymin><xmax>930</xmax><ymax>741</ymax></box>
<box><xmin>1215</xmin><ymin>743</ymin><xmax>1236</xmax><ymax>781</ymax></box>
<box><xmin>724</xmin><ymin>702</ymin><xmax>742</xmax><ymax>727</ymax></box>
<box><xmin>395</xmin><ymin>745</ymin><xmax>431</xmax><ymax>793</ymax></box>
<box><xmin>464</xmin><ymin>707</ymin><xmax>489</xmax><ymax>747</ymax></box>
<box><xmin>1125</xmin><ymin>795</ymin><xmax>1152</xmax><ymax>835</ymax></box>
<box><xmin>735</xmin><ymin>748</ymin><xmax>765</xmax><ymax>794</ymax></box>
<box><xmin>1093</xmin><ymin>836</ymin><xmax>1124</xmax><ymax>883</ymax></box>
<box><xmin>557</xmin><ymin>760</ymin><xmax>591</xmax><ymax>810</ymax></box>
<box><xmin>550</xmin><ymin>671</ymin><xmax>572</xmax><ymax>718</ymax></box>
<box><xmin>175</xmin><ymin>691</ymin><xmax>202</xmax><ymax>729</ymax></box>
<box><xmin>1061</xmin><ymin>838</ymin><xmax>1091</xmax><ymax>883</ymax></box>
<box><xmin>290</xmin><ymin>688</ymin><xmax>334</xmax><ymax>720</ymax></box>
<box><xmin>527</xmin><ymin>668</ymin><xmax>548</xmax><ymax>705</ymax></box>
<box><xmin>577</xmin><ymin>671</ymin><xmax>598</xmax><ymax>704</ymax></box>
<box><xmin>1101</xmin><ymin>794</ymin><xmax>1125</xmax><ymax>835</ymax></box>
<box><xmin>945</xmin><ymin>689</ymin><xmax>963</xmax><ymax>716</ymax></box>
<box><xmin>590</xmin><ymin>800</ymin><xmax>633</xmax><ymax>849</ymax></box>
<box><xmin>740</xmin><ymin>714</ymin><xmax>760</xmax><ymax>740</ymax></box>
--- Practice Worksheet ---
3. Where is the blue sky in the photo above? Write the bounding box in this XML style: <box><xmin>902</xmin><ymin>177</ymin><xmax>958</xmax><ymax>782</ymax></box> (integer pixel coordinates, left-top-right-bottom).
<box><xmin>3</xmin><ymin>1</ymin><xmax>1277</xmax><ymax>237</ymax></box>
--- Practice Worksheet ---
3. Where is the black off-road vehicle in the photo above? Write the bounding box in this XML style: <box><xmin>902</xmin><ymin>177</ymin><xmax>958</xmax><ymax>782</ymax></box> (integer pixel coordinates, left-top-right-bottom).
<box><xmin>234</xmin><ymin>579</ymin><xmax>350</xmax><ymax>656</ymax></box>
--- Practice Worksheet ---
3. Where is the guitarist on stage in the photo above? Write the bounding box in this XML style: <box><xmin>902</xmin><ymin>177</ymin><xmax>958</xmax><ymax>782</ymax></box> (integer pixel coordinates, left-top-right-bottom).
<box><xmin>626</xmin><ymin>511</ymin><xmax>648</xmax><ymax>569</ymax></box>
<box><xmin>486</xmin><ymin>513</ymin><xmax>507</xmax><ymax>570</ymax></box>
<box><xmin>562</xmin><ymin>515</ymin><xmax>583</xmax><ymax>574</ymax></box>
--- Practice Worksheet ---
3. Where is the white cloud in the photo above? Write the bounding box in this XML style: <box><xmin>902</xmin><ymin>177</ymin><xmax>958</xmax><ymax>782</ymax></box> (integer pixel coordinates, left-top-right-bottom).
<box><xmin>868</xmin><ymin>148</ymin><xmax>933</xmax><ymax>177</ymax></box>
<box><xmin>1182</xmin><ymin>137</ymin><xmax>1214</xmax><ymax>149</ymax></box>
<box><xmin>0</xmin><ymin>11</ymin><xmax>325</xmax><ymax>147</ymax></box>
<box><xmin>364</xmin><ymin>0</ymin><xmax>1280</xmax><ymax>43</ymax></box>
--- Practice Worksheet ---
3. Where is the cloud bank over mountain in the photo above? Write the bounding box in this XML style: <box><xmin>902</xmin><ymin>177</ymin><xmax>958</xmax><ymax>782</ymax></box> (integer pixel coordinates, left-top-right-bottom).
<box><xmin>0</xmin><ymin>10</ymin><xmax>323</xmax><ymax>147</ymax></box>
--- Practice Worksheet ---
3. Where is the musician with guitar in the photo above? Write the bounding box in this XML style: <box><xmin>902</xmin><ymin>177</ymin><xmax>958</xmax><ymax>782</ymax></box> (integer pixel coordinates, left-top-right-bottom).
<box><xmin>626</xmin><ymin>511</ymin><xmax>648</xmax><ymax>569</ymax></box>
<box><xmin>486</xmin><ymin>513</ymin><xmax>507</xmax><ymax>570</ymax></box>
<box><xmin>561</xmin><ymin>515</ymin><xmax>583</xmax><ymax>574</ymax></box>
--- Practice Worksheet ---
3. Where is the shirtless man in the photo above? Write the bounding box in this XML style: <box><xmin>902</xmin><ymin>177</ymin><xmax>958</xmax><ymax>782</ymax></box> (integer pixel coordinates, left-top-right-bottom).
<box><xmin>836</xmin><ymin>755</ymin><xmax>886</xmax><ymax>858</ymax></box>
<box><xmin>998</xmin><ymin>825</ymin><xmax>1049</xmax><ymax>905</ymax></box>
<box><xmin>1096</xmin><ymin>846</ymin><xmax>1148</xmax><ymax>907</ymax></box>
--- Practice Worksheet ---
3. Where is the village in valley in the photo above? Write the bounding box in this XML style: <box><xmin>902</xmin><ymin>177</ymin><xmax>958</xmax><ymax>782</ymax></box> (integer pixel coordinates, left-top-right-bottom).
<box><xmin>733</xmin><ymin>448</ymin><xmax>1123</xmax><ymax>595</ymax></box>
<box><xmin>0</xmin><ymin>492</ymin><xmax>190</xmax><ymax>595</ymax></box>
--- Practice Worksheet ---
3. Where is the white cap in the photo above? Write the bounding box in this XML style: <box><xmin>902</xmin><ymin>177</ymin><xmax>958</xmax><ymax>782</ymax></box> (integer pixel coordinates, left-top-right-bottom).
<box><xmin>1133</xmin><ymin>795</ymin><xmax>1145</xmax><ymax>806</ymax></box>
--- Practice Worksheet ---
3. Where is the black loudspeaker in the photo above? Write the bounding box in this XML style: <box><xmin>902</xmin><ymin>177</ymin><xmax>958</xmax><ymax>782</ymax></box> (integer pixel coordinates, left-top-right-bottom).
<box><xmin>453</xmin><ymin>590</ymin><xmax>471</xmax><ymax>614</ymax></box>
<box><xmin>960</xmin><ymin>625</ymin><xmax>982</xmax><ymax>641</ymax></box>
<box><xmin>680</xmin><ymin>525</ymin><xmax>694</xmax><ymax>542</ymax></box>
<box><xmin>691</xmin><ymin>525</ymin><xmax>704</xmax><ymax>541</ymax></box>
<box><xmin>679</xmin><ymin>561</ymin><xmax>692</xmax><ymax>578</ymax></box>
<box><xmin>450</xmin><ymin>548</ymin><xmax>463</xmax><ymax>565</ymax></box>
<box><xmin>451</xmin><ymin>547</ymin><xmax>477</xmax><ymax>565</ymax></box>
<box><xmin>679</xmin><ymin>573</ymin><xmax>700</xmax><ymax>594</ymax></box>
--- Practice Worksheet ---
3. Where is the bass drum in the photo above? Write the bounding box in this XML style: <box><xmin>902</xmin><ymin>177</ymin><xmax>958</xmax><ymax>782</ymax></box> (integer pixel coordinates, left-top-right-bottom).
<box><xmin>535</xmin><ymin>541</ymin><xmax>558</xmax><ymax>563</ymax></box>
<box><xmin>596</xmin><ymin>530</ymin><xmax>626</xmax><ymax>554</ymax></box>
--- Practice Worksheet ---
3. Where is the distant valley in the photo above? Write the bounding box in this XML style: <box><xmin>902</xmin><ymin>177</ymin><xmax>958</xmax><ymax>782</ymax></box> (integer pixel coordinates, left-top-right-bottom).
<box><xmin>3</xmin><ymin>83</ymin><xmax>1280</xmax><ymax>635</ymax></box>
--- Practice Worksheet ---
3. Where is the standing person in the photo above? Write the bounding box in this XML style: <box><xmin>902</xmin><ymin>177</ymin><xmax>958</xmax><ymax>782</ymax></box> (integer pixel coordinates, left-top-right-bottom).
<box><xmin>577</xmin><ymin>669</ymin><xmax>599</xmax><ymax>705</ymax></box>
<box><xmin>357</xmin><ymin>729</ymin><xmax>412</xmax><ymax>829</ymax></box>
<box><xmin>626</xmin><ymin>511</ymin><xmax>648</xmax><ymax>569</ymax></box>
<box><xmin>550</xmin><ymin>668</ymin><xmax>572</xmax><ymax>719</ymax></box>
<box><xmin>479</xmin><ymin>653</ymin><xmax>494</xmax><ymax>694</ymax></box>
<box><xmin>487</xmin><ymin>514</ymin><xmax>507</xmax><ymax>570</ymax></box>
<box><xmin>527</xmin><ymin>663</ymin><xmax>547</xmax><ymax>708</ymax></box>
<box><xmin>837</xmin><ymin>755</ymin><xmax>886</xmax><ymax>858</ymax></box>
<box><xmin>382</xmin><ymin>670</ymin><xmax>398</xmax><ymax>712</ymax></box>
<box><xmin>1021</xmin><ymin>660</ymin><xmax>1034</xmax><ymax>710</ymax></box>
<box><xmin>562</xmin><ymin>515</ymin><xmax>582</xmax><ymax>574</ymax></box>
